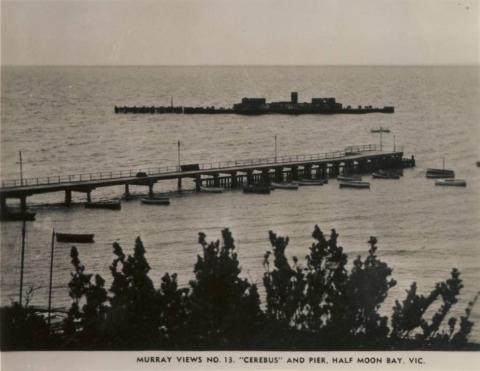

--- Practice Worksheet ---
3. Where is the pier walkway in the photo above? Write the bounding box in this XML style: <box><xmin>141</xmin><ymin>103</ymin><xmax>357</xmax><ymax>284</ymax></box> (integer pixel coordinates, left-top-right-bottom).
<box><xmin>0</xmin><ymin>144</ymin><xmax>410</xmax><ymax>210</ymax></box>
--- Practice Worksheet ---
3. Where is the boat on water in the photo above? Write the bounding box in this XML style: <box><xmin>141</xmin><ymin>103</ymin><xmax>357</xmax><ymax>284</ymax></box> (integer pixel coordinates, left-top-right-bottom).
<box><xmin>56</xmin><ymin>233</ymin><xmax>95</xmax><ymax>243</ymax></box>
<box><xmin>141</xmin><ymin>197</ymin><xmax>170</xmax><ymax>205</ymax></box>
<box><xmin>295</xmin><ymin>179</ymin><xmax>326</xmax><ymax>186</ymax></box>
<box><xmin>372</xmin><ymin>171</ymin><xmax>400</xmax><ymax>179</ymax></box>
<box><xmin>370</xmin><ymin>127</ymin><xmax>390</xmax><ymax>133</ymax></box>
<box><xmin>426</xmin><ymin>164</ymin><xmax>455</xmax><ymax>179</ymax></box>
<box><xmin>199</xmin><ymin>186</ymin><xmax>224</xmax><ymax>193</ymax></box>
<box><xmin>270</xmin><ymin>182</ymin><xmax>299</xmax><ymax>190</ymax></box>
<box><xmin>435</xmin><ymin>179</ymin><xmax>467</xmax><ymax>187</ymax></box>
<box><xmin>85</xmin><ymin>201</ymin><xmax>121</xmax><ymax>210</ymax></box>
<box><xmin>426</xmin><ymin>168</ymin><xmax>455</xmax><ymax>174</ymax></box>
<box><xmin>426</xmin><ymin>168</ymin><xmax>455</xmax><ymax>179</ymax></box>
<box><xmin>337</xmin><ymin>175</ymin><xmax>362</xmax><ymax>182</ymax></box>
<box><xmin>0</xmin><ymin>209</ymin><xmax>36</xmax><ymax>221</ymax></box>
<box><xmin>339</xmin><ymin>181</ymin><xmax>370</xmax><ymax>189</ymax></box>
<box><xmin>243</xmin><ymin>185</ymin><xmax>271</xmax><ymax>194</ymax></box>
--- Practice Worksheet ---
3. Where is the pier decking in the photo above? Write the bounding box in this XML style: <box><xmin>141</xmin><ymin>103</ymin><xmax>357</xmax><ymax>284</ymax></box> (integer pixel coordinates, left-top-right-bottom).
<box><xmin>0</xmin><ymin>144</ymin><xmax>413</xmax><ymax>212</ymax></box>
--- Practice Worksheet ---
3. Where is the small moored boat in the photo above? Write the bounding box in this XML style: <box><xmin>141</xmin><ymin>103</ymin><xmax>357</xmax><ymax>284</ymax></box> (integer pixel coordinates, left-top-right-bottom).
<box><xmin>243</xmin><ymin>185</ymin><xmax>271</xmax><ymax>194</ymax></box>
<box><xmin>426</xmin><ymin>168</ymin><xmax>455</xmax><ymax>179</ymax></box>
<box><xmin>85</xmin><ymin>201</ymin><xmax>121</xmax><ymax>210</ymax></box>
<box><xmin>339</xmin><ymin>181</ymin><xmax>370</xmax><ymax>189</ymax></box>
<box><xmin>270</xmin><ymin>182</ymin><xmax>299</xmax><ymax>190</ymax></box>
<box><xmin>56</xmin><ymin>233</ymin><xmax>95</xmax><ymax>243</ymax></box>
<box><xmin>0</xmin><ymin>209</ymin><xmax>36</xmax><ymax>221</ymax></box>
<box><xmin>372</xmin><ymin>171</ymin><xmax>400</xmax><ymax>179</ymax></box>
<box><xmin>426</xmin><ymin>168</ymin><xmax>454</xmax><ymax>174</ymax></box>
<box><xmin>295</xmin><ymin>179</ymin><xmax>326</xmax><ymax>186</ymax></box>
<box><xmin>426</xmin><ymin>172</ymin><xmax>455</xmax><ymax>179</ymax></box>
<box><xmin>434</xmin><ymin>179</ymin><xmax>467</xmax><ymax>187</ymax></box>
<box><xmin>370</xmin><ymin>127</ymin><xmax>390</xmax><ymax>133</ymax></box>
<box><xmin>200</xmin><ymin>186</ymin><xmax>224</xmax><ymax>193</ymax></box>
<box><xmin>337</xmin><ymin>175</ymin><xmax>362</xmax><ymax>182</ymax></box>
<box><xmin>141</xmin><ymin>197</ymin><xmax>170</xmax><ymax>205</ymax></box>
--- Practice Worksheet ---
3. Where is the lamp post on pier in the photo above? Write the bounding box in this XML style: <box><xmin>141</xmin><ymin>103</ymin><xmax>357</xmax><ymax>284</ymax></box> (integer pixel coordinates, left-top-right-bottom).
<box><xmin>177</xmin><ymin>140</ymin><xmax>181</xmax><ymax>171</ymax></box>
<box><xmin>17</xmin><ymin>151</ymin><xmax>24</xmax><ymax>186</ymax></box>
<box><xmin>274</xmin><ymin>135</ymin><xmax>277</xmax><ymax>163</ymax></box>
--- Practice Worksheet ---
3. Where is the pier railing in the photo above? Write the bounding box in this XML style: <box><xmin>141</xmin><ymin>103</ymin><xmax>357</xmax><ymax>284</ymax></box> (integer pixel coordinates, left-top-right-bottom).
<box><xmin>1</xmin><ymin>144</ymin><xmax>383</xmax><ymax>189</ymax></box>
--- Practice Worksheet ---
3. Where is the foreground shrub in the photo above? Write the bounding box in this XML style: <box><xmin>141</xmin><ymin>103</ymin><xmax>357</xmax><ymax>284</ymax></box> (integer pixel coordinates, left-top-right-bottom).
<box><xmin>0</xmin><ymin>226</ymin><xmax>477</xmax><ymax>350</ymax></box>
<box><xmin>0</xmin><ymin>303</ymin><xmax>54</xmax><ymax>350</ymax></box>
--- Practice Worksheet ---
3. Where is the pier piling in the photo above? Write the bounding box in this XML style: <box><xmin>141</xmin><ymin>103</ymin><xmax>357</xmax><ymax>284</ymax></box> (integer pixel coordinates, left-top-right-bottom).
<box><xmin>177</xmin><ymin>178</ymin><xmax>182</xmax><ymax>192</ymax></box>
<box><xmin>65</xmin><ymin>190</ymin><xmax>72</xmax><ymax>206</ymax></box>
<box><xmin>275</xmin><ymin>167</ymin><xmax>283</xmax><ymax>182</ymax></box>
<box><xmin>304</xmin><ymin>165</ymin><xmax>312</xmax><ymax>179</ymax></box>
<box><xmin>195</xmin><ymin>175</ymin><xmax>202</xmax><ymax>192</ymax></box>
<box><xmin>230</xmin><ymin>172</ymin><xmax>238</xmax><ymax>188</ymax></box>
<box><xmin>124</xmin><ymin>184</ymin><xmax>130</xmax><ymax>199</ymax></box>
<box><xmin>213</xmin><ymin>174</ymin><xmax>220</xmax><ymax>187</ymax></box>
<box><xmin>291</xmin><ymin>166</ymin><xmax>299</xmax><ymax>180</ymax></box>
<box><xmin>1</xmin><ymin>196</ymin><xmax>7</xmax><ymax>212</ymax></box>
<box><xmin>247</xmin><ymin>170</ymin><xmax>253</xmax><ymax>185</ymax></box>
<box><xmin>261</xmin><ymin>169</ymin><xmax>270</xmax><ymax>184</ymax></box>
<box><xmin>20</xmin><ymin>196</ymin><xmax>27</xmax><ymax>212</ymax></box>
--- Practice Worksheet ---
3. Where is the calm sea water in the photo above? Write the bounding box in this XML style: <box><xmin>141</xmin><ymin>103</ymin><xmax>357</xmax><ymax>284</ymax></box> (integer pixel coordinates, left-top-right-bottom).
<box><xmin>1</xmin><ymin>66</ymin><xmax>480</xmax><ymax>341</ymax></box>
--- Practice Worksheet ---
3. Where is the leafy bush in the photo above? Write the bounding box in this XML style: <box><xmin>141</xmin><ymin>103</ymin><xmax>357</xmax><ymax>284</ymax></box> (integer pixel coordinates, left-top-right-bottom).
<box><xmin>0</xmin><ymin>303</ymin><xmax>53</xmax><ymax>350</ymax></box>
<box><xmin>0</xmin><ymin>226</ymin><xmax>477</xmax><ymax>350</ymax></box>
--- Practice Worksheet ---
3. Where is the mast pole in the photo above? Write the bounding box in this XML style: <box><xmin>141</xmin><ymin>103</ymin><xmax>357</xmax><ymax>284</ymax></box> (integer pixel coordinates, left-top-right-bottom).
<box><xmin>19</xmin><ymin>219</ymin><xmax>26</xmax><ymax>305</ymax></box>
<box><xmin>19</xmin><ymin>151</ymin><xmax>23</xmax><ymax>186</ymax></box>
<box><xmin>177</xmin><ymin>140</ymin><xmax>181</xmax><ymax>170</ymax></box>
<box><xmin>275</xmin><ymin>135</ymin><xmax>277</xmax><ymax>163</ymax></box>
<box><xmin>48</xmin><ymin>229</ymin><xmax>55</xmax><ymax>329</ymax></box>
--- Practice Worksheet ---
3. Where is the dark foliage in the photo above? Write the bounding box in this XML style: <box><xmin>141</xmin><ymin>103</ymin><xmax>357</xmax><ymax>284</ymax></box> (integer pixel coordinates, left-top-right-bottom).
<box><xmin>0</xmin><ymin>303</ymin><xmax>54</xmax><ymax>350</ymax></box>
<box><xmin>0</xmin><ymin>226</ymin><xmax>477</xmax><ymax>350</ymax></box>
<box><xmin>187</xmin><ymin>229</ymin><xmax>262</xmax><ymax>348</ymax></box>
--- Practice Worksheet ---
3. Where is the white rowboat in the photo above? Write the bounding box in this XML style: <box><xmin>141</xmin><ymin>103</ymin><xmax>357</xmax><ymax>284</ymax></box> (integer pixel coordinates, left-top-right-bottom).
<box><xmin>435</xmin><ymin>179</ymin><xmax>466</xmax><ymax>187</ymax></box>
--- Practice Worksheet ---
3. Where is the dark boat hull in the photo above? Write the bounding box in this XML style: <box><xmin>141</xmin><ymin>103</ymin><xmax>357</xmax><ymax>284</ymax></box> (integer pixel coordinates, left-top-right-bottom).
<box><xmin>426</xmin><ymin>173</ymin><xmax>455</xmax><ymax>179</ymax></box>
<box><xmin>339</xmin><ymin>181</ymin><xmax>370</xmax><ymax>189</ymax></box>
<box><xmin>243</xmin><ymin>185</ymin><xmax>271</xmax><ymax>194</ymax></box>
<box><xmin>372</xmin><ymin>172</ymin><xmax>400</xmax><ymax>179</ymax></box>
<box><xmin>56</xmin><ymin>233</ymin><xmax>95</xmax><ymax>243</ymax></box>
<box><xmin>295</xmin><ymin>180</ymin><xmax>325</xmax><ymax>186</ymax></box>
<box><xmin>0</xmin><ymin>210</ymin><xmax>36</xmax><ymax>221</ymax></box>
<box><xmin>141</xmin><ymin>198</ymin><xmax>170</xmax><ymax>205</ymax></box>
<box><xmin>337</xmin><ymin>175</ymin><xmax>362</xmax><ymax>182</ymax></box>
<box><xmin>85</xmin><ymin>201</ymin><xmax>121</xmax><ymax>210</ymax></box>
<box><xmin>199</xmin><ymin>187</ymin><xmax>224</xmax><ymax>193</ymax></box>
<box><xmin>270</xmin><ymin>182</ymin><xmax>299</xmax><ymax>190</ymax></box>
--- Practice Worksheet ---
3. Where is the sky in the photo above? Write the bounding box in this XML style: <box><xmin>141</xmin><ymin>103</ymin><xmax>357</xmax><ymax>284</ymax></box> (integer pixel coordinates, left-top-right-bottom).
<box><xmin>1</xmin><ymin>0</ymin><xmax>479</xmax><ymax>66</ymax></box>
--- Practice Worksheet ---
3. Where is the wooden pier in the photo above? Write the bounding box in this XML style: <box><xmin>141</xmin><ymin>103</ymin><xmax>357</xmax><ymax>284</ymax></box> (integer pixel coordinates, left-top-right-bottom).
<box><xmin>0</xmin><ymin>144</ymin><xmax>413</xmax><ymax>213</ymax></box>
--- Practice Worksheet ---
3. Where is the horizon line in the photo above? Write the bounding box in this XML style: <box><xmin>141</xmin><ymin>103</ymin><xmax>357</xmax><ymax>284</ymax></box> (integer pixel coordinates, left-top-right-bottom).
<box><xmin>2</xmin><ymin>63</ymin><xmax>479</xmax><ymax>68</ymax></box>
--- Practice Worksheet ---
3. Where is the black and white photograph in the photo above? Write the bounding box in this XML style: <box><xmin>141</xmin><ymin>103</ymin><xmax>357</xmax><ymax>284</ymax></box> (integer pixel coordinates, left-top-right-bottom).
<box><xmin>1</xmin><ymin>0</ymin><xmax>479</xmax><ymax>370</ymax></box>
